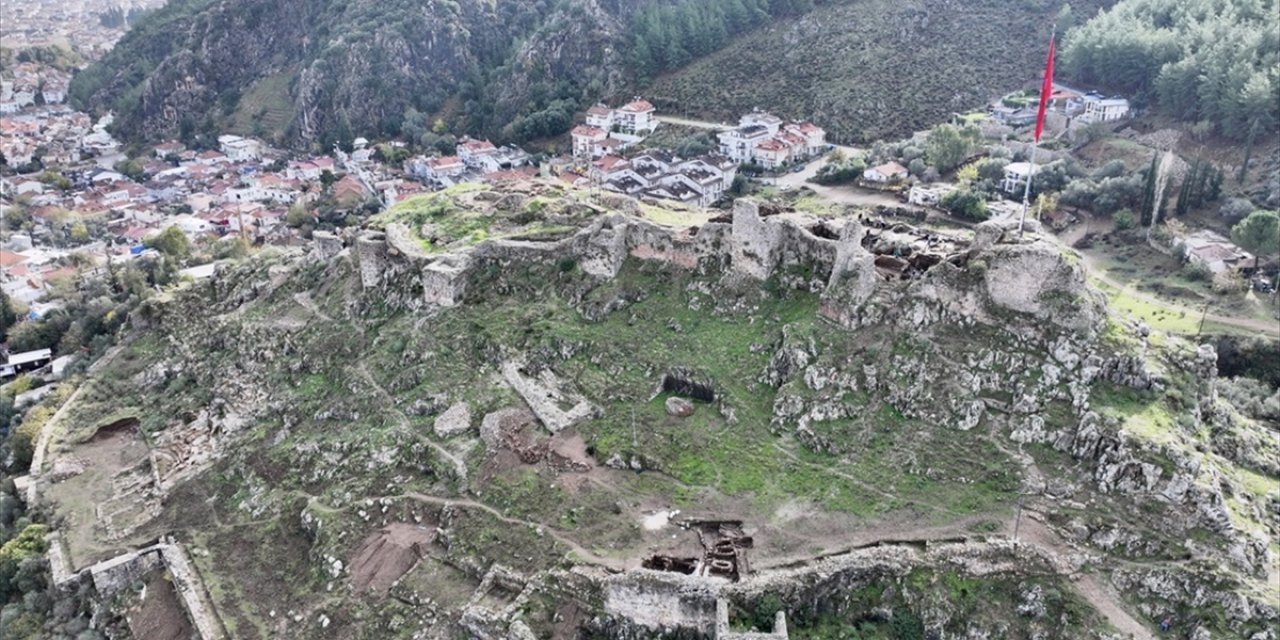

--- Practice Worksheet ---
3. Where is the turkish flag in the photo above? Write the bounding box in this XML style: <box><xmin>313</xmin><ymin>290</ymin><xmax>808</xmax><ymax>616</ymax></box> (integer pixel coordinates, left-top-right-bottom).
<box><xmin>1034</xmin><ymin>36</ymin><xmax>1056</xmax><ymax>143</ymax></box>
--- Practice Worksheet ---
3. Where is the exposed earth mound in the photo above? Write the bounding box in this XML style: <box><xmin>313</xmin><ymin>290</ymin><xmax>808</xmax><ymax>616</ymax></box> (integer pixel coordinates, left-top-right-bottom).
<box><xmin>350</xmin><ymin>523</ymin><xmax>437</xmax><ymax>594</ymax></box>
<box><xmin>22</xmin><ymin>184</ymin><xmax>1279</xmax><ymax>638</ymax></box>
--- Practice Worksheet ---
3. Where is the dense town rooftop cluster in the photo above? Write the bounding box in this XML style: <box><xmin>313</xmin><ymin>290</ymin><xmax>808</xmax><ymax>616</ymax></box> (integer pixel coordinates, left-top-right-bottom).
<box><xmin>0</xmin><ymin>0</ymin><xmax>165</xmax><ymax>58</ymax></box>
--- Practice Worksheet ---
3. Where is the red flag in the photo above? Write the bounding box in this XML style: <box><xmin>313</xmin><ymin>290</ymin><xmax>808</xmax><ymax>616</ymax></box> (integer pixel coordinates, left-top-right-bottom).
<box><xmin>1034</xmin><ymin>35</ymin><xmax>1056</xmax><ymax>143</ymax></box>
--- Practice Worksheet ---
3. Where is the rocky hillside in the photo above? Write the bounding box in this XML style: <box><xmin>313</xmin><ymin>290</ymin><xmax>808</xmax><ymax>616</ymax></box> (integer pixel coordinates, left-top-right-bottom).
<box><xmin>17</xmin><ymin>184</ymin><xmax>1278</xmax><ymax>638</ymax></box>
<box><xmin>71</xmin><ymin>0</ymin><xmax>1114</xmax><ymax>148</ymax></box>
<box><xmin>69</xmin><ymin>0</ymin><xmax>645</xmax><ymax>148</ymax></box>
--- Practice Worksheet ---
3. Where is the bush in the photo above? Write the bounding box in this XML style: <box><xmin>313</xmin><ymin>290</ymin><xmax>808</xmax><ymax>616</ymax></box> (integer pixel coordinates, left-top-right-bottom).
<box><xmin>1112</xmin><ymin>209</ymin><xmax>1136</xmax><ymax>231</ymax></box>
<box><xmin>940</xmin><ymin>189</ymin><xmax>989</xmax><ymax>221</ymax></box>
<box><xmin>1217</xmin><ymin>376</ymin><xmax>1280</xmax><ymax>422</ymax></box>
<box><xmin>1219</xmin><ymin>198</ymin><xmax>1255</xmax><ymax>221</ymax></box>
<box><xmin>811</xmin><ymin>156</ymin><xmax>866</xmax><ymax>185</ymax></box>
<box><xmin>1181</xmin><ymin>260</ymin><xmax>1211</xmax><ymax>282</ymax></box>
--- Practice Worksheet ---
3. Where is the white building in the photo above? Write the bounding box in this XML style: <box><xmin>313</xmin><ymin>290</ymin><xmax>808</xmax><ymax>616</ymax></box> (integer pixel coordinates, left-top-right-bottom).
<box><xmin>1079</xmin><ymin>95</ymin><xmax>1130</xmax><ymax>123</ymax></box>
<box><xmin>717</xmin><ymin>111</ymin><xmax>825</xmax><ymax>167</ymax></box>
<box><xmin>908</xmin><ymin>183</ymin><xmax>956</xmax><ymax>206</ymax></box>
<box><xmin>41</xmin><ymin>84</ymin><xmax>67</xmax><ymax>105</ymax></box>
<box><xmin>218</xmin><ymin>135</ymin><xmax>262</xmax><ymax>162</ymax></box>
<box><xmin>1000</xmin><ymin>162</ymin><xmax>1040</xmax><ymax>194</ymax></box>
<box><xmin>416</xmin><ymin>156</ymin><xmax>467</xmax><ymax>183</ymax></box>
<box><xmin>571</xmin><ymin>125</ymin><xmax>609</xmax><ymax>159</ymax></box>
<box><xmin>458</xmin><ymin>137</ymin><xmax>499</xmax><ymax>171</ymax></box>
<box><xmin>718</xmin><ymin>123</ymin><xmax>774</xmax><ymax>164</ymax></box>
<box><xmin>614</xmin><ymin>99</ymin><xmax>657</xmax><ymax>135</ymax></box>
<box><xmin>863</xmin><ymin>161</ymin><xmax>909</xmax><ymax>184</ymax></box>
<box><xmin>1182</xmin><ymin>230</ymin><xmax>1254</xmax><ymax>274</ymax></box>
<box><xmin>585</xmin><ymin>104</ymin><xmax>614</xmax><ymax>130</ymax></box>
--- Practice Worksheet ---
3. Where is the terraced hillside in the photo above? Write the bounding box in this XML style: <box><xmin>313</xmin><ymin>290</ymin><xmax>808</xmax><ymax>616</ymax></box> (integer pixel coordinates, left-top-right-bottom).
<box><xmin>21</xmin><ymin>184</ymin><xmax>1279</xmax><ymax>638</ymax></box>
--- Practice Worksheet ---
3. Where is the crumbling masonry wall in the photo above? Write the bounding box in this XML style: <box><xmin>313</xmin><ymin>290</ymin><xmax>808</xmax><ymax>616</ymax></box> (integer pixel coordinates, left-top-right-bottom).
<box><xmin>348</xmin><ymin>197</ymin><xmax>1104</xmax><ymax>336</ymax></box>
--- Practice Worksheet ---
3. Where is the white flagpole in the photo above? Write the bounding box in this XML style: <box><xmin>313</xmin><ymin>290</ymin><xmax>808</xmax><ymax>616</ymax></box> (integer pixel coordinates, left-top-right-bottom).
<box><xmin>1017</xmin><ymin>143</ymin><xmax>1039</xmax><ymax>239</ymax></box>
<box><xmin>1018</xmin><ymin>26</ymin><xmax>1055</xmax><ymax>240</ymax></box>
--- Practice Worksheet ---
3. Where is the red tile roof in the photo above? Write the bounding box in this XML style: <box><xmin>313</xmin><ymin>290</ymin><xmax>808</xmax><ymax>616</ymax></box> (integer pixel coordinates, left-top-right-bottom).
<box><xmin>461</xmin><ymin>139</ymin><xmax>497</xmax><ymax>154</ymax></box>
<box><xmin>620</xmin><ymin>99</ymin><xmax>655</xmax><ymax>113</ymax></box>
<box><xmin>594</xmin><ymin>155</ymin><xmax>627</xmax><ymax>171</ymax></box>
<box><xmin>427</xmin><ymin>155</ymin><xmax>463</xmax><ymax>169</ymax></box>
<box><xmin>871</xmin><ymin>161</ymin><xmax>909</xmax><ymax>176</ymax></box>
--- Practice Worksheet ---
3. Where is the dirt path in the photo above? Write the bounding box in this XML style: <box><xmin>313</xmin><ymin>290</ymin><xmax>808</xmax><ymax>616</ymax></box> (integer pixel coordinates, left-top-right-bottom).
<box><xmin>655</xmin><ymin>114</ymin><xmax>733</xmax><ymax>130</ymax></box>
<box><xmin>1016</xmin><ymin>518</ymin><xmax>1155</xmax><ymax>640</ymax></box>
<box><xmin>352</xmin><ymin>363</ymin><xmax>469</xmax><ymax>486</ymax></box>
<box><xmin>769</xmin><ymin>441</ymin><xmax>975</xmax><ymax>520</ymax></box>
<box><xmin>294</xmin><ymin>291</ymin><xmax>334</xmax><ymax>322</ymax></box>
<box><xmin>399</xmin><ymin>493</ymin><xmax>630</xmax><ymax>570</ymax></box>
<box><xmin>29</xmin><ymin>346</ymin><xmax>124</xmax><ymax>480</ymax></box>
<box><xmin>988</xmin><ymin>433</ymin><xmax>1157</xmax><ymax>639</ymax></box>
<box><xmin>310</xmin><ymin>491</ymin><xmax>629</xmax><ymax>571</ymax></box>
<box><xmin>1053</xmin><ymin>229</ymin><xmax>1279</xmax><ymax>336</ymax></box>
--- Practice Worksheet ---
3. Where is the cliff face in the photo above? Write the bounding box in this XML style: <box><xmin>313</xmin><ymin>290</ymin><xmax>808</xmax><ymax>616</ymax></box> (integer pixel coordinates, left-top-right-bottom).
<box><xmin>70</xmin><ymin>0</ymin><xmax>632</xmax><ymax>146</ymax></box>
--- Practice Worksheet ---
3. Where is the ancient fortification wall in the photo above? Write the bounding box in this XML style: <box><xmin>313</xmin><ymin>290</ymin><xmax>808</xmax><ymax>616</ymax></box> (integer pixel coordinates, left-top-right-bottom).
<box><xmin>350</xmin><ymin>198</ymin><xmax>1104</xmax><ymax>336</ymax></box>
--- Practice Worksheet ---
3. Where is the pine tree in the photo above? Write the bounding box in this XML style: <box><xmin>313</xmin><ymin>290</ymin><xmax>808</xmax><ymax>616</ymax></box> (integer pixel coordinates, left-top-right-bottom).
<box><xmin>1139</xmin><ymin>152</ymin><xmax>1158</xmax><ymax>226</ymax></box>
<box><xmin>1208</xmin><ymin>166</ymin><xmax>1223</xmax><ymax>201</ymax></box>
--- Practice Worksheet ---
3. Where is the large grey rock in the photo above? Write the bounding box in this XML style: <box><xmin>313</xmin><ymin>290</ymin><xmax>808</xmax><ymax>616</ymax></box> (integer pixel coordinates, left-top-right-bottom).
<box><xmin>433</xmin><ymin>402</ymin><xmax>472</xmax><ymax>437</ymax></box>
<box><xmin>665</xmin><ymin>397</ymin><xmax>695</xmax><ymax>417</ymax></box>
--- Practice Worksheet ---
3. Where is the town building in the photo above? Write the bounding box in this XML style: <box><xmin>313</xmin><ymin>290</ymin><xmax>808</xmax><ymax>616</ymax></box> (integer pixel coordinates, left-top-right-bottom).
<box><xmin>571</xmin><ymin>125</ymin><xmax>609</xmax><ymax>159</ymax></box>
<box><xmin>1000</xmin><ymin>162</ymin><xmax>1041</xmax><ymax>194</ymax></box>
<box><xmin>717</xmin><ymin>111</ymin><xmax>826</xmax><ymax>168</ymax></box>
<box><xmin>613</xmin><ymin>99</ymin><xmax>657</xmax><ymax>135</ymax></box>
<box><xmin>1079</xmin><ymin>94</ymin><xmax>1131</xmax><ymax>123</ymax></box>
<box><xmin>907</xmin><ymin>183</ymin><xmax>957</xmax><ymax>206</ymax></box>
<box><xmin>863</xmin><ymin>161</ymin><xmax>910</xmax><ymax>184</ymax></box>
<box><xmin>218</xmin><ymin>135</ymin><xmax>263</xmax><ymax>162</ymax></box>
<box><xmin>595</xmin><ymin>152</ymin><xmax>738</xmax><ymax>208</ymax></box>
<box><xmin>1181</xmin><ymin>230</ymin><xmax>1254</xmax><ymax>274</ymax></box>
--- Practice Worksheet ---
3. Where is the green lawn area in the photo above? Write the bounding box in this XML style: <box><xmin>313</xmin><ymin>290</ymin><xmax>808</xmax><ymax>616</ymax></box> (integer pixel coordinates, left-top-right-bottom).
<box><xmin>1081</xmin><ymin>237</ymin><xmax>1276</xmax><ymax>337</ymax></box>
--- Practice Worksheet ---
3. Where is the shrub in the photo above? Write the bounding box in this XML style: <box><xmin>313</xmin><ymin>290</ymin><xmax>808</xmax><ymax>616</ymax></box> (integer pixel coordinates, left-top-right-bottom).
<box><xmin>1219</xmin><ymin>198</ymin><xmax>1255</xmax><ymax>221</ymax></box>
<box><xmin>940</xmin><ymin>189</ymin><xmax>989</xmax><ymax>221</ymax></box>
<box><xmin>1112</xmin><ymin>209</ymin><xmax>1136</xmax><ymax>231</ymax></box>
<box><xmin>1217</xmin><ymin>376</ymin><xmax>1280</xmax><ymax>422</ymax></box>
<box><xmin>1181</xmin><ymin>260</ymin><xmax>1211</xmax><ymax>282</ymax></box>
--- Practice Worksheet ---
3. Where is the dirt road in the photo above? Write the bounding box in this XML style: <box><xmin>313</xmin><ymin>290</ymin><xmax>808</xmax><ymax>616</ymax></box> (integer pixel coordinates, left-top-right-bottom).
<box><xmin>1017</xmin><ymin>518</ymin><xmax>1155</xmax><ymax>640</ymax></box>
<box><xmin>655</xmin><ymin>114</ymin><xmax>733</xmax><ymax>130</ymax></box>
<box><xmin>1054</xmin><ymin>219</ymin><xmax>1278</xmax><ymax>337</ymax></box>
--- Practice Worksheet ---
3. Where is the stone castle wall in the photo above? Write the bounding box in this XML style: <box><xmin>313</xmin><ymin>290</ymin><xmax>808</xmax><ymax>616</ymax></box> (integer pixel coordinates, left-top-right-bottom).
<box><xmin>348</xmin><ymin>198</ymin><xmax>1104</xmax><ymax>337</ymax></box>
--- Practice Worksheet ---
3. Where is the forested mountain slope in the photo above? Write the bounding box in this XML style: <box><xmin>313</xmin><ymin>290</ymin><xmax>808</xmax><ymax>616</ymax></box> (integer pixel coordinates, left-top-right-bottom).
<box><xmin>69</xmin><ymin>0</ymin><xmax>818</xmax><ymax>149</ymax></box>
<box><xmin>71</xmin><ymin>0</ymin><xmax>1108</xmax><ymax>149</ymax></box>
<box><xmin>644</xmin><ymin>0</ymin><xmax>1110</xmax><ymax>143</ymax></box>
<box><xmin>1062</xmin><ymin>0</ymin><xmax>1280</xmax><ymax>140</ymax></box>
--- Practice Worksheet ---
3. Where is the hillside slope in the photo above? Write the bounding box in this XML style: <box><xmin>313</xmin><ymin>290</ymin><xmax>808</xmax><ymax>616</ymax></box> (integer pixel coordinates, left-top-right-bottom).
<box><xmin>69</xmin><ymin>0</ymin><xmax>644</xmax><ymax>148</ymax></box>
<box><xmin>71</xmin><ymin>0</ymin><xmax>1113</xmax><ymax>148</ymax></box>
<box><xmin>20</xmin><ymin>185</ymin><xmax>1279</xmax><ymax>638</ymax></box>
<box><xmin>645</xmin><ymin>0</ymin><xmax>1110</xmax><ymax>142</ymax></box>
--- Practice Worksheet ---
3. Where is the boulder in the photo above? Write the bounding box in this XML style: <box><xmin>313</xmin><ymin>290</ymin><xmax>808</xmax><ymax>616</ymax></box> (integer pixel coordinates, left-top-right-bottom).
<box><xmin>665</xmin><ymin>397</ymin><xmax>695</xmax><ymax>418</ymax></box>
<box><xmin>433</xmin><ymin>403</ymin><xmax>472</xmax><ymax>437</ymax></box>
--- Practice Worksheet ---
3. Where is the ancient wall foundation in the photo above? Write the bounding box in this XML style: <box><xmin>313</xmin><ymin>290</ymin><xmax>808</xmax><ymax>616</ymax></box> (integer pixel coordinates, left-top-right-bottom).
<box><xmin>347</xmin><ymin>197</ymin><xmax>1104</xmax><ymax>338</ymax></box>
